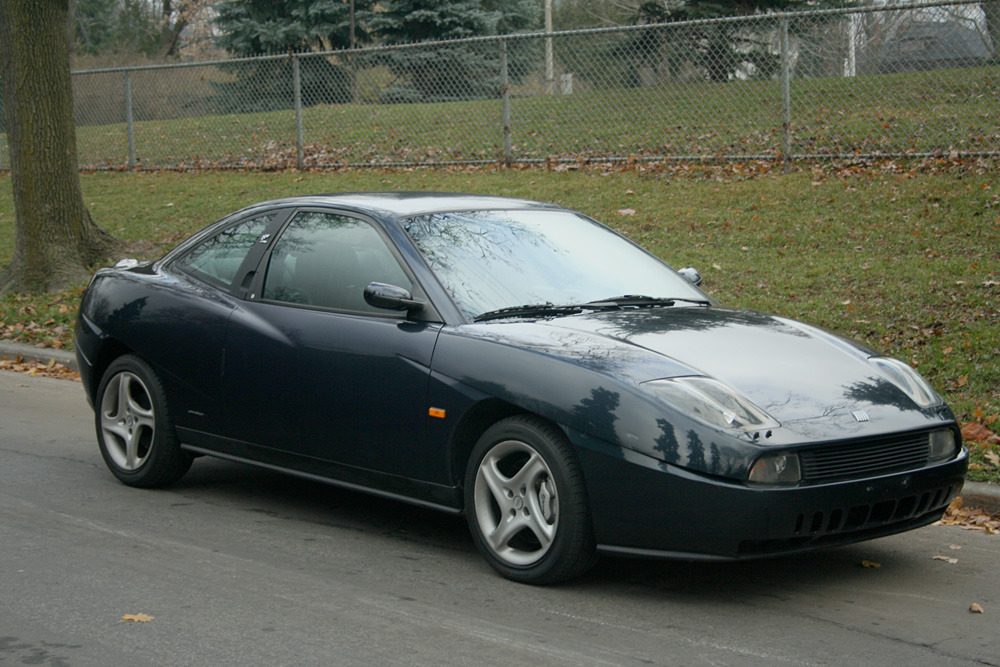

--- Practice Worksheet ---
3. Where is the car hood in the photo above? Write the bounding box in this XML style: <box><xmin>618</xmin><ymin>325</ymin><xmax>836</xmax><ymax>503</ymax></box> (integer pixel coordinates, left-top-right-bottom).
<box><xmin>530</xmin><ymin>306</ymin><xmax>952</xmax><ymax>441</ymax></box>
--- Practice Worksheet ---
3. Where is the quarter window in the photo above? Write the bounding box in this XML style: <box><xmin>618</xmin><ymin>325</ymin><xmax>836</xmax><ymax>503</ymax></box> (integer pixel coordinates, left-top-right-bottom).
<box><xmin>174</xmin><ymin>214</ymin><xmax>274</xmax><ymax>288</ymax></box>
<box><xmin>262</xmin><ymin>211</ymin><xmax>412</xmax><ymax>313</ymax></box>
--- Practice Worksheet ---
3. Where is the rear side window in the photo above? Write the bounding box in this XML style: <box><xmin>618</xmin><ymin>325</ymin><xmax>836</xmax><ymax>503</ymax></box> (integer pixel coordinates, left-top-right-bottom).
<box><xmin>173</xmin><ymin>214</ymin><xmax>274</xmax><ymax>289</ymax></box>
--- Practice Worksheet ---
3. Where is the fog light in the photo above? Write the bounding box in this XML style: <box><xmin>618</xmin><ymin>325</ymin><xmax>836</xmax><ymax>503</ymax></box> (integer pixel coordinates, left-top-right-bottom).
<box><xmin>748</xmin><ymin>452</ymin><xmax>801</xmax><ymax>484</ymax></box>
<box><xmin>928</xmin><ymin>429</ymin><xmax>957</xmax><ymax>462</ymax></box>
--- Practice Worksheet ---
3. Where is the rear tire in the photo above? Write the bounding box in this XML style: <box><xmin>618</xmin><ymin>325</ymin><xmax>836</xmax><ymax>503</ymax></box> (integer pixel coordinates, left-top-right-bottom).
<box><xmin>465</xmin><ymin>415</ymin><xmax>596</xmax><ymax>584</ymax></box>
<box><xmin>95</xmin><ymin>354</ymin><xmax>192</xmax><ymax>488</ymax></box>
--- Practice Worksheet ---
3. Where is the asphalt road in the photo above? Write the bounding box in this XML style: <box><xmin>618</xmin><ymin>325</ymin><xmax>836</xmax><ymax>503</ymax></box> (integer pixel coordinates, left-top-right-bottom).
<box><xmin>1</xmin><ymin>371</ymin><xmax>998</xmax><ymax>667</ymax></box>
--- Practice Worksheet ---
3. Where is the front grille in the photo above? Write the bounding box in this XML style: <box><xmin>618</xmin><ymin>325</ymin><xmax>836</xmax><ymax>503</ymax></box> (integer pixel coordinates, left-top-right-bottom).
<box><xmin>738</xmin><ymin>484</ymin><xmax>958</xmax><ymax>557</ymax></box>
<box><xmin>799</xmin><ymin>431</ymin><xmax>934</xmax><ymax>482</ymax></box>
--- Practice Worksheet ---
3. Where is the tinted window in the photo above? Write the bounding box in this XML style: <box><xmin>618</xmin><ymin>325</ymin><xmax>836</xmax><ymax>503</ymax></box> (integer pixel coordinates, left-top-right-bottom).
<box><xmin>262</xmin><ymin>211</ymin><xmax>412</xmax><ymax>313</ymax></box>
<box><xmin>174</xmin><ymin>214</ymin><xmax>273</xmax><ymax>288</ymax></box>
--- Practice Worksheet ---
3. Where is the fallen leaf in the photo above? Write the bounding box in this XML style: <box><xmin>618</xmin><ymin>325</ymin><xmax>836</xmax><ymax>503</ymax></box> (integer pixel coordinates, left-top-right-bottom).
<box><xmin>933</xmin><ymin>555</ymin><xmax>958</xmax><ymax>564</ymax></box>
<box><xmin>961</xmin><ymin>422</ymin><xmax>1000</xmax><ymax>444</ymax></box>
<box><xmin>970</xmin><ymin>603</ymin><xmax>984</xmax><ymax>614</ymax></box>
<box><xmin>861</xmin><ymin>560</ymin><xmax>881</xmax><ymax>569</ymax></box>
<box><xmin>616</xmin><ymin>208</ymin><xmax>636</xmax><ymax>216</ymax></box>
<box><xmin>985</xmin><ymin>451</ymin><xmax>1000</xmax><ymax>467</ymax></box>
<box><xmin>122</xmin><ymin>613</ymin><xmax>154</xmax><ymax>622</ymax></box>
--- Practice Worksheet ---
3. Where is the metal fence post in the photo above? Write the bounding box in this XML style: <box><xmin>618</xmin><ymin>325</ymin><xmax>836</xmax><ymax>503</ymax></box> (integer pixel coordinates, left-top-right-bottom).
<box><xmin>293</xmin><ymin>55</ymin><xmax>304</xmax><ymax>170</ymax></box>
<box><xmin>500</xmin><ymin>39</ymin><xmax>512</xmax><ymax>167</ymax></box>
<box><xmin>780</xmin><ymin>16</ymin><xmax>792</xmax><ymax>173</ymax></box>
<box><xmin>125</xmin><ymin>70</ymin><xmax>135</xmax><ymax>170</ymax></box>
<box><xmin>544</xmin><ymin>0</ymin><xmax>554</xmax><ymax>94</ymax></box>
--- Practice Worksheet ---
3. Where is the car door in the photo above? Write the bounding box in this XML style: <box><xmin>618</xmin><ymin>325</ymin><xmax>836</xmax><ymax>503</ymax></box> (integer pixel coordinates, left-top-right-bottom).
<box><xmin>223</xmin><ymin>209</ymin><xmax>445</xmax><ymax>482</ymax></box>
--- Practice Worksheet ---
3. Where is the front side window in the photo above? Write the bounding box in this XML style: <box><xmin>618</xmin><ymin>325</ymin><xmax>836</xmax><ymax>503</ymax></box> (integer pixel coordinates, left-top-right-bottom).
<box><xmin>174</xmin><ymin>214</ymin><xmax>274</xmax><ymax>288</ymax></box>
<box><xmin>262</xmin><ymin>211</ymin><xmax>412</xmax><ymax>313</ymax></box>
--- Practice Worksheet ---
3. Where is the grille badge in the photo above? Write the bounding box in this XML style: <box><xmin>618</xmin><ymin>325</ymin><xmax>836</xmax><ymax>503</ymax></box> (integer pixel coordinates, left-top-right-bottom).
<box><xmin>852</xmin><ymin>410</ymin><xmax>870</xmax><ymax>423</ymax></box>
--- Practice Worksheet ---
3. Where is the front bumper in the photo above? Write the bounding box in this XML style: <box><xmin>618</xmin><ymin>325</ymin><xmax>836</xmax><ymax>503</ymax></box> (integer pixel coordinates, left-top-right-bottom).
<box><xmin>578</xmin><ymin>443</ymin><xmax>968</xmax><ymax>560</ymax></box>
<box><xmin>73</xmin><ymin>313</ymin><xmax>102</xmax><ymax>409</ymax></box>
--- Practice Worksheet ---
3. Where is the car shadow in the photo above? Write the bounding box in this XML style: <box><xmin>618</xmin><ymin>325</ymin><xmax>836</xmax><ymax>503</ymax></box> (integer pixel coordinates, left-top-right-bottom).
<box><xmin>586</xmin><ymin>543</ymin><xmax>908</xmax><ymax>595</ymax></box>
<box><xmin>170</xmin><ymin>456</ymin><xmax>932</xmax><ymax>594</ymax></box>
<box><xmin>172</xmin><ymin>456</ymin><xmax>477</xmax><ymax>556</ymax></box>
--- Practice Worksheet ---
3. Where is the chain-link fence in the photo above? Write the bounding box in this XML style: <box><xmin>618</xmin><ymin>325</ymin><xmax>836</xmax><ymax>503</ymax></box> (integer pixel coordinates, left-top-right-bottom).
<box><xmin>2</xmin><ymin>0</ymin><xmax>997</xmax><ymax>171</ymax></box>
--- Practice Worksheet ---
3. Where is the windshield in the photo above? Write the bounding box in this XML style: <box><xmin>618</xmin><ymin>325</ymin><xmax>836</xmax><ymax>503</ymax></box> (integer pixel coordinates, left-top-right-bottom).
<box><xmin>403</xmin><ymin>210</ymin><xmax>706</xmax><ymax>320</ymax></box>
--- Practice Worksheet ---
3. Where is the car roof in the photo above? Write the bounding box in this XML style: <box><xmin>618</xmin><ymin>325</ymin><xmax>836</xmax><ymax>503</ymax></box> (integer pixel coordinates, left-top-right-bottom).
<box><xmin>236</xmin><ymin>192</ymin><xmax>566</xmax><ymax>220</ymax></box>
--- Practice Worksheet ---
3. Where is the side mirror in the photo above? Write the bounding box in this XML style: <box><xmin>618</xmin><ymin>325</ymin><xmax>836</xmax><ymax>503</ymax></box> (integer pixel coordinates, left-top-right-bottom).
<box><xmin>364</xmin><ymin>282</ymin><xmax>425</xmax><ymax>312</ymax></box>
<box><xmin>678</xmin><ymin>267</ymin><xmax>703</xmax><ymax>287</ymax></box>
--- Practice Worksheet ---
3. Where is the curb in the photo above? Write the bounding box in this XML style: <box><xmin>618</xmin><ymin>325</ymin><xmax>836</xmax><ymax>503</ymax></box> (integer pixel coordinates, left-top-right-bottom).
<box><xmin>0</xmin><ymin>340</ymin><xmax>78</xmax><ymax>372</ymax></box>
<box><xmin>959</xmin><ymin>480</ymin><xmax>1000</xmax><ymax>514</ymax></box>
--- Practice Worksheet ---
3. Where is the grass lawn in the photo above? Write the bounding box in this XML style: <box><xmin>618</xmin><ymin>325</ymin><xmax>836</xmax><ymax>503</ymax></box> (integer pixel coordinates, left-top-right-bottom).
<box><xmin>59</xmin><ymin>64</ymin><xmax>1000</xmax><ymax>169</ymax></box>
<box><xmin>1</xmin><ymin>163</ymin><xmax>998</xmax><ymax>479</ymax></box>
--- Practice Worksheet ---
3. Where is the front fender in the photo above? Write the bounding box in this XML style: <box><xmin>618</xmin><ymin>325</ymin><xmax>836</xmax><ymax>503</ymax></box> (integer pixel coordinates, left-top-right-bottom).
<box><xmin>429</xmin><ymin>325</ymin><xmax>753</xmax><ymax>480</ymax></box>
<box><xmin>74</xmin><ymin>267</ymin><xmax>237</xmax><ymax>433</ymax></box>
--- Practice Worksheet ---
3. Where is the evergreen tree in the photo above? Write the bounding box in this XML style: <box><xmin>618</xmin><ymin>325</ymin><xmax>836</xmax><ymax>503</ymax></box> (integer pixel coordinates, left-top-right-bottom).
<box><xmin>562</xmin><ymin>0</ymin><xmax>857</xmax><ymax>87</ymax></box>
<box><xmin>71</xmin><ymin>0</ymin><xmax>119</xmax><ymax>55</ymax></box>
<box><xmin>212</xmin><ymin>0</ymin><xmax>375</xmax><ymax>112</ymax></box>
<box><xmin>590</xmin><ymin>0</ymin><xmax>856</xmax><ymax>85</ymax></box>
<box><xmin>368</xmin><ymin>0</ymin><xmax>538</xmax><ymax>103</ymax></box>
<box><xmin>70</xmin><ymin>0</ymin><xmax>202</xmax><ymax>59</ymax></box>
<box><xmin>214</xmin><ymin>0</ymin><xmax>374</xmax><ymax>55</ymax></box>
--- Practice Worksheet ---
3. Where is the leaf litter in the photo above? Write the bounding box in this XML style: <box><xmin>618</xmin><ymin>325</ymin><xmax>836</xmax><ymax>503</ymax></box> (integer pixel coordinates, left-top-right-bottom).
<box><xmin>937</xmin><ymin>497</ymin><xmax>1000</xmax><ymax>534</ymax></box>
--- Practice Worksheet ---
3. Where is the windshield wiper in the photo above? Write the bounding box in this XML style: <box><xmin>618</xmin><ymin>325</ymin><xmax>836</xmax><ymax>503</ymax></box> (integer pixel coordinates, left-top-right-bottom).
<box><xmin>473</xmin><ymin>303</ymin><xmax>585</xmax><ymax>323</ymax></box>
<box><xmin>473</xmin><ymin>295</ymin><xmax>711</xmax><ymax>322</ymax></box>
<box><xmin>584</xmin><ymin>294</ymin><xmax>712</xmax><ymax>308</ymax></box>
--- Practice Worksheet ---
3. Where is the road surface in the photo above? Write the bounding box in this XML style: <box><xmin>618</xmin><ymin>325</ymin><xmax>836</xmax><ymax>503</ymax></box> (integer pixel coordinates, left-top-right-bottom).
<box><xmin>1</xmin><ymin>371</ymin><xmax>997</xmax><ymax>666</ymax></box>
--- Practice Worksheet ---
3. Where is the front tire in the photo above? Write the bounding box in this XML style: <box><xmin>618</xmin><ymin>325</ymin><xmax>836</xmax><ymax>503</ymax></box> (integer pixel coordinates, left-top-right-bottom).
<box><xmin>465</xmin><ymin>416</ymin><xmax>596</xmax><ymax>584</ymax></box>
<box><xmin>95</xmin><ymin>354</ymin><xmax>192</xmax><ymax>488</ymax></box>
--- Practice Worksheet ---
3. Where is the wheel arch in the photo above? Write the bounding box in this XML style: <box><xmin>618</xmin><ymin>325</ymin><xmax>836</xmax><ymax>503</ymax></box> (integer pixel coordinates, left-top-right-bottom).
<box><xmin>86</xmin><ymin>337</ymin><xmax>135</xmax><ymax>402</ymax></box>
<box><xmin>447</xmin><ymin>399</ymin><xmax>573</xmax><ymax>499</ymax></box>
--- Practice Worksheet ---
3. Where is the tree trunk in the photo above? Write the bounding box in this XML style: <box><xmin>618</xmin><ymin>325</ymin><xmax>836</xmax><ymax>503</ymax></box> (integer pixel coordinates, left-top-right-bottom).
<box><xmin>0</xmin><ymin>0</ymin><xmax>122</xmax><ymax>294</ymax></box>
<box><xmin>985</xmin><ymin>2</ymin><xmax>1000</xmax><ymax>56</ymax></box>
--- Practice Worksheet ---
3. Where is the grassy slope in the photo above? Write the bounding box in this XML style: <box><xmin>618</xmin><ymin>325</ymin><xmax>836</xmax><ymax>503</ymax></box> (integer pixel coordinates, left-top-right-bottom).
<box><xmin>1</xmin><ymin>166</ymin><xmax>998</xmax><ymax>479</ymax></box>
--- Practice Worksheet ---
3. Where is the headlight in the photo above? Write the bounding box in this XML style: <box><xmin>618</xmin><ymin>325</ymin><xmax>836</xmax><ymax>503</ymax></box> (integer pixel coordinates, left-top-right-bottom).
<box><xmin>748</xmin><ymin>452</ymin><xmax>801</xmax><ymax>484</ymax></box>
<box><xmin>643</xmin><ymin>376</ymin><xmax>780</xmax><ymax>432</ymax></box>
<box><xmin>869</xmin><ymin>356</ymin><xmax>942</xmax><ymax>408</ymax></box>
<box><xmin>928</xmin><ymin>429</ymin><xmax>958</xmax><ymax>462</ymax></box>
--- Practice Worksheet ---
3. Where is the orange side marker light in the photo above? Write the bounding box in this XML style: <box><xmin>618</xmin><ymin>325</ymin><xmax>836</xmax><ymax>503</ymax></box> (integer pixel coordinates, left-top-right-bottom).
<box><xmin>428</xmin><ymin>407</ymin><xmax>447</xmax><ymax>419</ymax></box>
